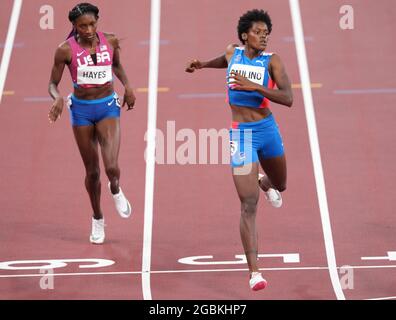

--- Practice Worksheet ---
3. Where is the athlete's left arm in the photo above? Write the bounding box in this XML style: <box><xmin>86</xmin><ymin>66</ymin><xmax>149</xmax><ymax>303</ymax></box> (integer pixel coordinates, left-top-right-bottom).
<box><xmin>229</xmin><ymin>54</ymin><xmax>293</xmax><ymax>107</ymax></box>
<box><xmin>107</xmin><ymin>34</ymin><xmax>136</xmax><ymax>110</ymax></box>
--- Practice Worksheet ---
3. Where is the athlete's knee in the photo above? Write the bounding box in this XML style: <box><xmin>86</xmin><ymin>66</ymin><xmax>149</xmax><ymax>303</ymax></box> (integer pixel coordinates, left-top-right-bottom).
<box><xmin>240</xmin><ymin>197</ymin><xmax>258</xmax><ymax>215</ymax></box>
<box><xmin>105</xmin><ymin>165</ymin><xmax>120</xmax><ymax>180</ymax></box>
<box><xmin>86</xmin><ymin>168</ymin><xmax>100</xmax><ymax>183</ymax></box>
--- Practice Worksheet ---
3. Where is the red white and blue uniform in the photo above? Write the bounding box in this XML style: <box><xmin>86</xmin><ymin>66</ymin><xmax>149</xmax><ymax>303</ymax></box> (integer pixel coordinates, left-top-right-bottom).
<box><xmin>227</xmin><ymin>47</ymin><xmax>284</xmax><ymax>167</ymax></box>
<box><xmin>66</xmin><ymin>32</ymin><xmax>120</xmax><ymax>126</ymax></box>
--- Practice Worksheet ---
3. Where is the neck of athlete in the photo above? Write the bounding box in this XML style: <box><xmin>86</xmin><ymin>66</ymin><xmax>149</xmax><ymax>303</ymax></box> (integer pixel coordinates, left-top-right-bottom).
<box><xmin>244</xmin><ymin>45</ymin><xmax>263</xmax><ymax>60</ymax></box>
<box><xmin>77</xmin><ymin>33</ymin><xmax>98</xmax><ymax>50</ymax></box>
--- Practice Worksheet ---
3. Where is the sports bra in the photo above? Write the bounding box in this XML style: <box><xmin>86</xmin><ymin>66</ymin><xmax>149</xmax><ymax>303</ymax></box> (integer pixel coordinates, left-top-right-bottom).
<box><xmin>67</xmin><ymin>31</ymin><xmax>114</xmax><ymax>89</ymax></box>
<box><xmin>227</xmin><ymin>47</ymin><xmax>274</xmax><ymax>108</ymax></box>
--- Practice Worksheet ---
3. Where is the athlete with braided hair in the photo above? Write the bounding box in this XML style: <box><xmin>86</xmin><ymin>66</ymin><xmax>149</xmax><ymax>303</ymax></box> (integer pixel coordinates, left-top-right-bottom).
<box><xmin>48</xmin><ymin>3</ymin><xmax>135</xmax><ymax>244</ymax></box>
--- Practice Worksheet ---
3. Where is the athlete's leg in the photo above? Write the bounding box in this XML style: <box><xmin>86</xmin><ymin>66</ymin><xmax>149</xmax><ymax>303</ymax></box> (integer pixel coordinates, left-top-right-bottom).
<box><xmin>232</xmin><ymin>162</ymin><xmax>260</xmax><ymax>273</ymax></box>
<box><xmin>95</xmin><ymin>117</ymin><xmax>121</xmax><ymax>194</ymax></box>
<box><xmin>257</xmin><ymin>115</ymin><xmax>287</xmax><ymax>192</ymax></box>
<box><xmin>72</xmin><ymin>125</ymin><xmax>103</xmax><ymax>219</ymax></box>
<box><xmin>258</xmin><ymin>154</ymin><xmax>287</xmax><ymax>192</ymax></box>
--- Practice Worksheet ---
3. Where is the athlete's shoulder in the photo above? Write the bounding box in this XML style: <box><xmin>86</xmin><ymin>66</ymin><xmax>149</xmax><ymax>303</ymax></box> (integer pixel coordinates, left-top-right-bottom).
<box><xmin>57</xmin><ymin>40</ymin><xmax>71</xmax><ymax>51</ymax></box>
<box><xmin>225</xmin><ymin>43</ymin><xmax>239</xmax><ymax>62</ymax></box>
<box><xmin>55</xmin><ymin>40</ymin><xmax>72</xmax><ymax>60</ymax></box>
<box><xmin>51</xmin><ymin>41</ymin><xmax>71</xmax><ymax>65</ymax></box>
<box><xmin>268</xmin><ymin>53</ymin><xmax>283</xmax><ymax>66</ymax></box>
<box><xmin>226</xmin><ymin>43</ymin><xmax>239</xmax><ymax>54</ymax></box>
<box><xmin>102</xmin><ymin>32</ymin><xmax>119</xmax><ymax>49</ymax></box>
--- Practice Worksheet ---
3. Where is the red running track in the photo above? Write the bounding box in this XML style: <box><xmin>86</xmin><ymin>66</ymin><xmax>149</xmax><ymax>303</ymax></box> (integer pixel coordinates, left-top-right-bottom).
<box><xmin>0</xmin><ymin>0</ymin><xmax>395</xmax><ymax>300</ymax></box>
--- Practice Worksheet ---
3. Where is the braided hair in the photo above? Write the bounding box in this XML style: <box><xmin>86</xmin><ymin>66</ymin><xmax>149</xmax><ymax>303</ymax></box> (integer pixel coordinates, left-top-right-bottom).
<box><xmin>66</xmin><ymin>3</ymin><xmax>99</xmax><ymax>39</ymax></box>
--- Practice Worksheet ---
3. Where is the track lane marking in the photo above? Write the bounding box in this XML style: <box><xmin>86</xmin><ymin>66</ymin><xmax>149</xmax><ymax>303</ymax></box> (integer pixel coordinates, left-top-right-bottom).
<box><xmin>289</xmin><ymin>0</ymin><xmax>345</xmax><ymax>300</ymax></box>
<box><xmin>137</xmin><ymin>87</ymin><xmax>169</xmax><ymax>93</ymax></box>
<box><xmin>2</xmin><ymin>264</ymin><xmax>396</xmax><ymax>279</ymax></box>
<box><xmin>142</xmin><ymin>0</ymin><xmax>161</xmax><ymax>301</ymax></box>
<box><xmin>0</xmin><ymin>0</ymin><xmax>22</xmax><ymax>104</ymax></box>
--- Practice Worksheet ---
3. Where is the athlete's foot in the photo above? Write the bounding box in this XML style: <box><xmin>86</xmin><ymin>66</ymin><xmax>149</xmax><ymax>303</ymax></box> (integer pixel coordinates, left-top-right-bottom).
<box><xmin>108</xmin><ymin>182</ymin><xmax>132</xmax><ymax>218</ymax></box>
<box><xmin>90</xmin><ymin>217</ymin><xmax>105</xmax><ymax>244</ymax></box>
<box><xmin>258</xmin><ymin>173</ymin><xmax>282</xmax><ymax>208</ymax></box>
<box><xmin>249</xmin><ymin>272</ymin><xmax>267</xmax><ymax>291</ymax></box>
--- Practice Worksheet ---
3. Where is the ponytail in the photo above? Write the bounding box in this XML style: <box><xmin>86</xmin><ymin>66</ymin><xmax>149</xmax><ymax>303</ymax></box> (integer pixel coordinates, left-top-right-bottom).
<box><xmin>66</xmin><ymin>28</ymin><xmax>76</xmax><ymax>40</ymax></box>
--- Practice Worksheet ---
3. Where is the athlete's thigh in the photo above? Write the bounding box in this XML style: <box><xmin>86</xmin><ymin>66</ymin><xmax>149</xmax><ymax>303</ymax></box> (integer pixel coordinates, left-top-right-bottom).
<box><xmin>72</xmin><ymin>125</ymin><xmax>100</xmax><ymax>168</ymax></box>
<box><xmin>232</xmin><ymin>161</ymin><xmax>260</xmax><ymax>202</ymax></box>
<box><xmin>95</xmin><ymin>117</ymin><xmax>120</xmax><ymax>166</ymax></box>
<box><xmin>258</xmin><ymin>154</ymin><xmax>287</xmax><ymax>189</ymax></box>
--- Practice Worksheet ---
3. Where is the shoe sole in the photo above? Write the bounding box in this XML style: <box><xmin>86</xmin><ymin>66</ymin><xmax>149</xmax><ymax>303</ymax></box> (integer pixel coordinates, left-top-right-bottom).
<box><xmin>252</xmin><ymin>280</ymin><xmax>267</xmax><ymax>291</ymax></box>
<box><xmin>90</xmin><ymin>237</ymin><xmax>105</xmax><ymax>244</ymax></box>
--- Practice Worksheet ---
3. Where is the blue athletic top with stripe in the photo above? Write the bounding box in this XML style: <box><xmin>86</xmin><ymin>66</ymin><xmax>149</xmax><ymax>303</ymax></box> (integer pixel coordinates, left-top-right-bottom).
<box><xmin>227</xmin><ymin>47</ymin><xmax>274</xmax><ymax>109</ymax></box>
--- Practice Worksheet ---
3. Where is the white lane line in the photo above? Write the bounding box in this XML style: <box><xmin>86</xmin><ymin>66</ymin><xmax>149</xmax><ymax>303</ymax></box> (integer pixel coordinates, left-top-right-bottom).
<box><xmin>362</xmin><ymin>251</ymin><xmax>396</xmax><ymax>261</ymax></box>
<box><xmin>366</xmin><ymin>296</ymin><xmax>396</xmax><ymax>301</ymax></box>
<box><xmin>334</xmin><ymin>88</ymin><xmax>396</xmax><ymax>94</ymax></box>
<box><xmin>0</xmin><ymin>267</ymin><xmax>328</xmax><ymax>279</ymax></box>
<box><xmin>2</xmin><ymin>264</ymin><xmax>396</xmax><ymax>279</ymax></box>
<box><xmin>142</xmin><ymin>0</ymin><xmax>161</xmax><ymax>301</ymax></box>
<box><xmin>0</xmin><ymin>0</ymin><xmax>23</xmax><ymax>104</ymax></box>
<box><xmin>0</xmin><ymin>41</ymin><xmax>24</xmax><ymax>48</ymax></box>
<box><xmin>289</xmin><ymin>0</ymin><xmax>345</xmax><ymax>300</ymax></box>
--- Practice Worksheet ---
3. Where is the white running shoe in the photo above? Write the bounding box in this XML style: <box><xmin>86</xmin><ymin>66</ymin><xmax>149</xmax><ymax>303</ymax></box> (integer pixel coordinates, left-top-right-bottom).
<box><xmin>90</xmin><ymin>218</ymin><xmax>105</xmax><ymax>244</ymax></box>
<box><xmin>108</xmin><ymin>182</ymin><xmax>132</xmax><ymax>218</ymax></box>
<box><xmin>258</xmin><ymin>173</ymin><xmax>282</xmax><ymax>208</ymax></box>
<box><xmin>249</xmin><ymin>272</ymin><xmax>267</xmax><ymax>291</ymax></box>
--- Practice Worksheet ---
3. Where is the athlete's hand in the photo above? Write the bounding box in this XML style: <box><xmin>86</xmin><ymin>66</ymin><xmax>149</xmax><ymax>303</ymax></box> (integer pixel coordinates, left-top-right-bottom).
<box><xmin>185</xmin><ymin>59</ymin><xmax>203</xmax><ymax>73</ymax></box>
<box><xmin>48</xmin><ymin>97</ymin><xmax>64</xmax><ymax>123</ymax></box>
<box><xmin>228</xmin><ymin>71</ymin><xmax>258</xmax><ymax>91</ymax></box>
<box><xmin>123</xmin><ymin>87</ymin><xmax>136</xmax><ymax>111</ymax></box>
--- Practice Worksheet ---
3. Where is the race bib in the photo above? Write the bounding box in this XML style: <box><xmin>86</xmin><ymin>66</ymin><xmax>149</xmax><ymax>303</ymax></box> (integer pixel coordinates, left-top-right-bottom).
<box><xmin>229</xmin><ymin>64</ymin><xmax>265</xmax><ymax>86</ymax></box>
<box><xmin>77</xmin><ymin>65</ymin><xmax>112</xmax><ymax>85</ymax></box>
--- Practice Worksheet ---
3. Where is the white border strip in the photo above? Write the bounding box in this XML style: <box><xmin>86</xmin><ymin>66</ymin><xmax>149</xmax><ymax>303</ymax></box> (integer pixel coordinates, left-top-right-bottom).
<box><xmin>366</xmin><ymin>296</ymin><xmax>396</xmax><ymax>301</ymax></box>
<box><xmin>142</xmin><ymin>0</ymin><xmax>161</xmax><ymax>301</ymax></box>
<box><xmin>3</xmin><ymin>263</ymin><xmax>396</xmax><ymax>278</ymax></box>
<box><xmin>3</xmin><ymin>263</ymin><xmax>396</xmax><ymax>279</ymax></box>
<box><xmin>289</xmin><ymin>0</ymin><xmax>345</xmax><ymax>300</ymax></box>
<box><xmin>0</xmin><ymin>0</ymin><xmax>23</xmax><ymax>104</ymax></box>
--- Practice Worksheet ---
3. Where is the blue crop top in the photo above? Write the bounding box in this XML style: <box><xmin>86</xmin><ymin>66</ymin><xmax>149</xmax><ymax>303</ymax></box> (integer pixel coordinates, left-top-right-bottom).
<box><xmin>227</xmin><ymin>47</ymin><xmax>274</xmax><ymax>108</ymax></box>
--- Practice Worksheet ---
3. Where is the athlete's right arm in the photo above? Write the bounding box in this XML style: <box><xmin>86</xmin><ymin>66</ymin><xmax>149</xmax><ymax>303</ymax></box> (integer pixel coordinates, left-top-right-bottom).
<box><xmin>48</xmin><ymin>43</ymin><xmax>70</xmax><ymax>123</ymax></box>
<box><xmin>185</xmin><ymin>44</ymin><xmax>237</xmax><ymax>73</ymax></box>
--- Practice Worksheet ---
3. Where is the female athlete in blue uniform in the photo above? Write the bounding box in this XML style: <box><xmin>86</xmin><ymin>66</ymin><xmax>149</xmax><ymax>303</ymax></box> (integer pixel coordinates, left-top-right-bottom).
<box><xmin>186</xmin><ymin>9</ymin><xmax>293</xmax><ymax>290</ymax></box>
